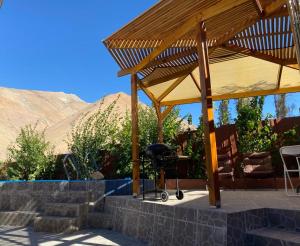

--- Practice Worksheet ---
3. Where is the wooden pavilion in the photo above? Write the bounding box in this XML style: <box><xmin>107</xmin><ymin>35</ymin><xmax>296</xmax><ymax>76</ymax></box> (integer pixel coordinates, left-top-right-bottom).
<box><xmin>103</xmin><ymin>0</ymin><xmax>300</xmax><ymax>208</ymax></box>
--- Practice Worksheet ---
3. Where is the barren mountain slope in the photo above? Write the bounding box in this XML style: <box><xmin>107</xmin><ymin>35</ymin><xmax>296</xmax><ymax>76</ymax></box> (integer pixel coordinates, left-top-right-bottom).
<box><xmin>45</xmin><ymin>92</ymin><xmax>136</xmax><ymax>154</ymax></box>
<box><xmin>0</xmin><ymin>87</ymin><xmax>89</xmax><ymax>160</ymax></box>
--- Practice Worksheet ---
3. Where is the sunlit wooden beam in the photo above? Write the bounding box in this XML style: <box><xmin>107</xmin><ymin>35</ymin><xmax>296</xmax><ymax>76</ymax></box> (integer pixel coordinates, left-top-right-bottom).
<box><xmin>118</xmin><ymin>0</ymin><xmax>250</xmax><ymax>77</ymax></box>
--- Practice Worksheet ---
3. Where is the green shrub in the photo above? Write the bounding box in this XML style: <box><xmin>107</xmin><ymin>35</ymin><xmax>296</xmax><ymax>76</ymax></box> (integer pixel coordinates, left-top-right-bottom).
<box><xmin>6</xmin><ymin>123</ymin><xmax>55</xmax><ymax>180</ymax></box>
<box><xmin>67</xmin><ymin>99</ymin><xmax>120</xmax><ymax>179</ymax></box>
<box><xmin>235</xmin><ymin>97</ymin><xmax>277</xmax><ymax>153</ymax></box>
<box><xmin>116</xmin><ymin>106</ymin><xmax>183</xmax><ymax>178</ymax></box>
<box><xmin>184</xmin><ymin>116</ymin><xmax>206</xmax><ymax>179</ymax></box>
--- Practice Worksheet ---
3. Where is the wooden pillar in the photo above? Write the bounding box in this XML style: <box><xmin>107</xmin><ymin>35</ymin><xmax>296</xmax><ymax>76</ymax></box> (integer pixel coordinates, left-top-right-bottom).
<box><xmin>156</xmin><ymin>105</ymin><xmax>164</xmax><ymax>143</ymax></box>
<box><xmin>155</xmin><ymin>104</ymin><xmax>165</xmax><ymax>188</ymax></box>
<box><xmin>196</xmin><ymin>22</ymin><xmax>221</xmax><ymax>208</ymax></box>
<box><xmin>131</xmin><ymin>73</ymin><xmax>140</xmax><ymax>197</ymax></box>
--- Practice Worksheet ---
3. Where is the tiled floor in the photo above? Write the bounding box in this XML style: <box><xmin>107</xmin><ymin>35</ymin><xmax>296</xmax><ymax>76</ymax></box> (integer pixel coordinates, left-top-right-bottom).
<box><xmin>140</xmin><ymin>190</ymin><xmax>300</xmax><ymax>212</ymax></box>
<box><xmin>0</xmin><ymin>226</ymin><xmax>146</xmax><ymax>246</ymax></box>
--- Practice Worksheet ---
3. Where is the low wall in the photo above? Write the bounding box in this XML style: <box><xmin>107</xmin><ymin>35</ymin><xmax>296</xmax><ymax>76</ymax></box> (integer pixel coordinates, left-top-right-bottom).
<box><xmin>0</xmin><ymin>180</ymin><xmax>105</xmax><ymax>212</ymax></box>
<box><xmin>0</xmin><ymin>179</ymin><xmax>154</xmax><ymax>212</ymax></box>
<box><xmin>166</xmin><ymin>178</ymin><xmax>300</xmax><ymax>190</ymax></box>
<box><xmin>103</xmin><ymin>196</ymin><xmax>300</xmax><ymax>246</ymax></box>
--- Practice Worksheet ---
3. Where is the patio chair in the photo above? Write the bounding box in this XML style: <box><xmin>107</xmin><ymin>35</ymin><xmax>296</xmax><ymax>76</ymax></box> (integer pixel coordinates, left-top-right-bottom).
<box><xmin>218</xmin><ymin>153</ymin><xmax>234</xmax><ymax>181</ymax></box>
<box><xmin>279</xmin><ymin>145</ymin><xmax>300</xmax><ymax>196</ymax></box>
<box><xmin>242</xmin><ymin>152</ymin><xmax>276</xmax><ymax>189</ymax></box>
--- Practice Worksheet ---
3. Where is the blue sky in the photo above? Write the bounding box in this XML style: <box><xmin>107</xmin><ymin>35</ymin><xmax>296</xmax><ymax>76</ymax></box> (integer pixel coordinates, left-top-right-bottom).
<box><xmin>0</xmin><ymin>0</ymin><xmax>299</xmax><ymax>125</ymax></box>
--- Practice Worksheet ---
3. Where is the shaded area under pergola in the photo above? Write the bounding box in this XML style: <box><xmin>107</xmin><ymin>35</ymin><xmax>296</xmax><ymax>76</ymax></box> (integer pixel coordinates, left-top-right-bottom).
<box><xmin>103</xmin><ymin>0</ymin><xmax>300</xmax><ymax>208</ymax></box>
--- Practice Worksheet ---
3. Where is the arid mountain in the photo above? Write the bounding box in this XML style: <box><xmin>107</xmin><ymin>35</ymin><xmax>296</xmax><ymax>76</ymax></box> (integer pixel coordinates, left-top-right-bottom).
<box><xmin>0</xmin><ymin>87</ymin><xmax>88</xmax><ymax>160</ymax></box>
<box><xmin>45</xmin><ymin>92</ymin><xmax>135</xmax><ymax>154</ymax></box>
<box><xmin>0</xmin><ymin>88</ymin><xmax>192</xmax><ymax>160</ymax></box>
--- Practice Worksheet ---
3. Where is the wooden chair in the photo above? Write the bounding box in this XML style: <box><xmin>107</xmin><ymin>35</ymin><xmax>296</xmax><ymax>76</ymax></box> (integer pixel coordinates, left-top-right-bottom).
<box><xmin>242</xmin><ymin>152</ymin><xmax>276</xmax><ymax>189</ymax></box>
<box><xmin>218</xmin><ymin>153</ymin><xmax>234</xmax><ymax>181</ymax></box>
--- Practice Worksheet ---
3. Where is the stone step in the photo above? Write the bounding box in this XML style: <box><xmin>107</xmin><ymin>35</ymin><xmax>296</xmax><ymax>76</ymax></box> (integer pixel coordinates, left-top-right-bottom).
<box><xmin>34</xmin><ymin>216</ymin><xmax>80</xmax><ymax>234</ymax></box>
<box><xmin>246</xmin><ymin>227</ymin><xmax>300</xmax><ymax>246</ymax></box>
<box><xmin>88</xmin><ymin>200</ymin><xmax>105</xmax><ymax>213</ymax></box>
<box><xmin>0</xmin><ymin>211</ymin><xmax>39</xmax><ymax>226</ymax></box>
<box><xmin>87</xmin><ymin>212</ymin><xmax>113</xmax><ymax>230</ymax></box>
<box><xmin>44</xmin><ymin>203</ymin><xmax>86</xmax><ymax>217</ymax></box>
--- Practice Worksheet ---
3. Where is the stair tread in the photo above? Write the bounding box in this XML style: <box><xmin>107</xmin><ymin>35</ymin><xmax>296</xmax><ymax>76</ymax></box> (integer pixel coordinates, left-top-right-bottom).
<box><xmin>46</xmin><ymin>202</ymin><xmax>85</xmax><ymax>206</ymax></box>
<box><xmin>36</xmin><ymin>215</ymin><xmax>78</xmax><ymax>220</ymax></box>
<box><xmin>248</xmin><ymin>227</ymin><xmax>300</xmax><ymax>243</ymax></box>
<box><xmin>0</xmin><ymin>211</ymin><xmax>39</xmax><ymax>214</ymax></box>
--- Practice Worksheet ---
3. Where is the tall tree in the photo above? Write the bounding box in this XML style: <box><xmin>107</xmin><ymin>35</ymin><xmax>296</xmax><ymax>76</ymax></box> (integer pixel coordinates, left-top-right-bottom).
<box><xmin>217</xmin><ymin>100</ymin><xmax>230</xmax><ymax>126</ymax></box>
<box><xmin>236</xmin><ymin>98</ymin><xmax>251</xmax><ymax>113</ymax></box>
<box><xmin>274</xmin><ymin>94</ymin><xmax>289</xmax><ymax>118</ymax></box>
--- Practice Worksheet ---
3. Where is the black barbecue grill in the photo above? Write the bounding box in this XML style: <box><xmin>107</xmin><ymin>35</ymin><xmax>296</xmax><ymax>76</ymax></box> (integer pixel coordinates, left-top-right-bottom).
<box><xmin>142</xmin><ymin>143</ymin><xmax>184</xmax><ymax>202</ymax></box>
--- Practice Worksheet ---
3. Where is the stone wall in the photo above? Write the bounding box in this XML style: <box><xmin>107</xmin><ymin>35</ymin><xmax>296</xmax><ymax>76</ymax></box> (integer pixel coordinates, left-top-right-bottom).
<box><xmin>0</xmin><ymin>181</ymin><xmax>105</xmax><ymax>212</ymax></box>
<box><xmin>104</xmin><ymin>196</ymin><xmax>227</xmax><ymax>246</ymax></box>
<box><xmin>102</xmin><ymin>196</ymin><xmax>300</xmax><ymax>246</ymax></box>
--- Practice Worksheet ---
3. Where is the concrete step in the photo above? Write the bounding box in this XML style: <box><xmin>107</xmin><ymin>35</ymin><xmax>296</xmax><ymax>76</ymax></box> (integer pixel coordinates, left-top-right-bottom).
<box><xmin>44</xmin><ymin>203</ymin><xmax>86</xmax><ymax>217</ymax></box>
<box><xmin>88</xmin><ymin>200</ymin><xmax>105</xmax><ymax>213</ymax></box>
<box><xmin>246</xmin><ymin>227</ymin><xmax>300</xmax><ymax>246</ymax></box>
<box><xmin>0</xmin><ymin>211</ymin><xmax>39</xmax><ymax>226</ymax></box>
<box><xmin>34</xmin><ymin>216</ymin><xmax>80</xmax><ymax>234</ymax></box>
<box><xmin>87</xmin><ymin>212</ymin><xmax>113</xmax><ymax>230</ymax></box>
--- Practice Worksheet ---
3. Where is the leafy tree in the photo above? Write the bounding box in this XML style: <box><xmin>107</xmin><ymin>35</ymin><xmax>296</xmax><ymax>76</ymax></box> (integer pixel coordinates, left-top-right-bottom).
<box><xmin>6</xmin><ymin>123</ymin><xmax>55</xmax><ymax>180</ymax></box>
<box><xmin>217</xmin><ymin>100</ymin><xmax>230</xmax><ymax>126</ymax></box>
<box><xmin>184</xmin><ymin>116</ymin><xmax>206</xmax><ymax>179</ymax></box>
<box><xmin>236</xmin><ymin>98</ymin><xmax>251</xmax><ymax>113</ymax></box>
<box><xmin>235</xmin><ymin>96</ymin><xmax>277</xmax><ymax>153</ymax></box>
<box><xmin>116</xmin><ymin>106</ymin><xmax>183</xmax><ymax>177</ymax></box>
<box><xmin>274</xmin><ymin>94</ymin><xmax>289</xmax><ymax>118</ymax></box>
<box><xmin>67</xmin><ymin>100</ymin><xmax>120</xmax><ymax>179</ymax></box>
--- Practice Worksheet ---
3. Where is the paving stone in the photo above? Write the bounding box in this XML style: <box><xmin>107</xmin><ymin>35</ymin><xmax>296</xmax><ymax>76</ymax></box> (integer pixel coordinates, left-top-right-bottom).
<box><xmin>112</xmin><ymin>207</ymin><xmax>125</xmax><ymax>233</ymax></box>
<box><xmin>0</xmin><ymin>226</ymin><xmax>147</xmax><ymax>246</ymax></box>
<box><xmin>174</xmin><ymin>206</ymin><xmax>197</xmax><ymax>222</ymax></box>
<box><xmin>155</xmin><ymin>204</ymin><xmax>175</xmax><ymax>218</ymax></box>
<box><xmin>87</xmin><ymin>212</ymin><xmax>113</xmax><ymax>230</ymax></box>
<box><xmin>0</xmin><ymin>211</ymin><xmax>38</xmax><ymax>226</ymax></box>
<box><xmin>44</xmin><ymin>203</ymin><xmax>85</xmax><ymax>217</ymax></box>
<box><xmin>140</xmin><ymin>201</ymin><xmax>155</xmax><ymax>214</ymax></box>
<box><xmin>197</xmin><ymin>209</ymin><xmax>227</xmax><ymax>227</ymax></box>
<box><xmin>246</xmin><ymin>227</ymin><xmax>300</xmax><ymax>246</ymax></box>
<box><xmin>245</xmin><ymin>209</ymin><xmax>267</xmax><ymax>231</ymax></box>
<box><xmin>137</xmin><ymin>213</ymin><xmax>155</xmax><ymax>243</ymax></box>
<box><xmin>172</xmin><ymin>220</ymin><xmax>197</xmax><ymax>246</ymax></box>
<box><xmin>34</xmin><ymin>216</ymin><xmax>80</xmax><ymax>233</ymax></box>
<box><xmin>123</xmin><ymin>210</ymin><xmax>139</xmax><ymax>238</ymax></box>
<box><xmin>152</xmin><ymin>216</ymin><xmax>174</xmax><ymax>246</ymax></box>
<box><xmin>197</xmin><ymin>225</ymin><xmax>226</xmax><ymax>246</ymax></box>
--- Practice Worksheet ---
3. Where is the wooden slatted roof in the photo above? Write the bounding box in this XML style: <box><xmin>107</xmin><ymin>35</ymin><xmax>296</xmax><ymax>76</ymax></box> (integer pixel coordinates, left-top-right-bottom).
<box><xmin>103</xmin><ymin>0</ymin><xmax>300</xmax><ymax>105</ymax></box>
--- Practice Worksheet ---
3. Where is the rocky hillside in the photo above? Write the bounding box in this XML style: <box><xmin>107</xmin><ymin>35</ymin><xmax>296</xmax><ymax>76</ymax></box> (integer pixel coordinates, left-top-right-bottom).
<box><xmin>0</xmin><ymin>87</ymin><xmax>88</xmax><ymax>160</ymax></box>
<box><xmin>45</xmin><ymin>92</ymin><xmax>136</xmax><ymax>154</ymax></box>
<box><xmin>0</xmin><ymin>87</ymin><xmax>192</xmax><ymax>160</ymax></box>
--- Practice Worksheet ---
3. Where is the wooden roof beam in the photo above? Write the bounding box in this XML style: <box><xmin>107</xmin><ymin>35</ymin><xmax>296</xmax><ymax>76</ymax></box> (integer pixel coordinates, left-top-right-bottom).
<box><xmin>213</xmin><ymin>0</ymin><xmax>287</xmax><ymax>47</ymax></box>
<box><xmin>160</xmin><ymin>86</ymin><xmax>300</xmax><ymax>106</ymax></box>
<box><xmin>142</xmin><ymin>64</ymin><xmax>198</xmax><ymax>88</ymax></box>
<box><xmin>264</xmin><ymin>0</ymin><xmax>287</xmax><ymax>15</ymax></box>
<box><xmin>252</xmin><ymin>0</ymin><xmax>264</xmax><ymax>16</ymax></box>
<box><xmin>117</xmin><ymin>0</ymin><xmax>250</xmax><ymax>77</ymax></box>
<box><xmin>276</xmin><ymin>65</ymin><xmax>283</xmax><ymax>89</ymax></box>
<box><xmin>161</xmin><ymin>105</ymin><xmax>175</xmax><ymax>121</ymax></box>
<box><xmin>223</xmin><ymin>44</ymin><xmax>298</xmax><ymax>66</ymax></box>
<box><xmin>144</xmin><ymin>48</ymin><xmax>197</xmax><ymax>69</ymax></box>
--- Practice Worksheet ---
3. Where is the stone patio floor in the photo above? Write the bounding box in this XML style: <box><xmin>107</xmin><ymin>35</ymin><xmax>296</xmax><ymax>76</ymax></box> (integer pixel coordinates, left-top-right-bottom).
<box><xmin>141</xmin><ymin>190</ymin><xmax>300</xmax><ymax>212</ymax></box>
<box><xmin>0</xmin><ymin>226</ymin><xmax>146</xmax><ymax>246</ymax></box>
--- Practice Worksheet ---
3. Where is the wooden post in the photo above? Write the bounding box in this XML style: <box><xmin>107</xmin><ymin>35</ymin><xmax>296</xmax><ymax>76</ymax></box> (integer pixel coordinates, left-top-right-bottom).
<box><xmin>155</xmin><ymin>104</ymin><xmax>165</xmax><ymax>188</ymax></box>
<box><xmin>196</xmin><ymin>22</ymin><xmax>221</xmax><ymax>208</ymax></box>
<box><xmin>156</xmin><ymin>105</ymin><xmax>164</xmax><ymax>144</ymax></box>
<box><xmin>131</xmin><ymin>73</ymin><xmax>140</xmax><ymax>197</ymax></box>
